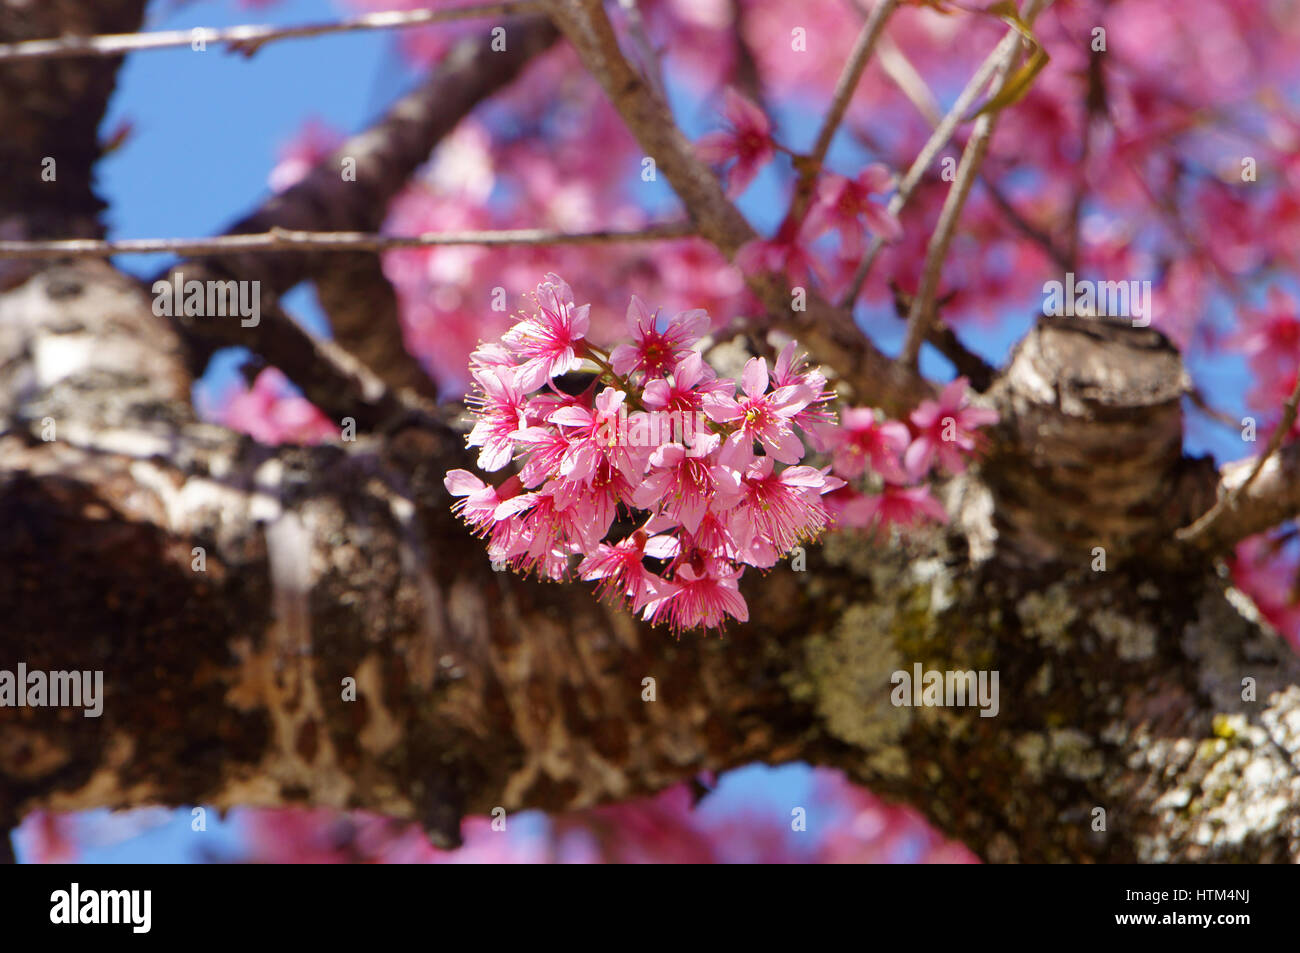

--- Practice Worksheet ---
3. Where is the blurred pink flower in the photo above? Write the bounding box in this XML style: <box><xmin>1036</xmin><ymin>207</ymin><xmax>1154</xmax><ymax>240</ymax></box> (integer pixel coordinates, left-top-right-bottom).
<box><xmin>696</xmin><ymin>88</ymin><xmax>775</xmax><ymax>197</ymax></box>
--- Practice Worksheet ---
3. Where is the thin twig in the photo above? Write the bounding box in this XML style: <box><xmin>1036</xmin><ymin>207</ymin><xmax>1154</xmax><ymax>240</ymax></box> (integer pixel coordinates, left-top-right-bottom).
<box><xmin>0</xmin><ymin>2</ymin><xmax>542</xmax><ymax>62</ymax></box>
<box><xmin>874</xmin><ymin>31</ymin><xmax>1070</xmax><ymax>271</ymax></box>
<box><xmin>898</xmin><ymin>0</ymin><xmax>1048</xmax><ymax>369</ymax></box>
<box><xmin>806</xmin><ymin>0</ymin><xmax>898</xmax><ymax>173</ymax></box>
<box><xmin>788</xmin><ymin>0</ymin><xmax>898</xmax><ymax>219</ymax></box>
<box><xmin>874</xmin><ymin>33</ymin><xmax>942</xmax><ymax>126</ymax></box>
<box><xmin>1177</xmin><ymin>373</ymin><xmax>1300</xmax><ymax>543</ymax></box>
<box><xmin>837</xmin><ymin>16</ymin><xmax>1034</xmax><ymax>309</ymax></box>
<box><xmin>0</xmin><ymin>223</ymin><xmax>695</xmax><ymax>260</ymax></box>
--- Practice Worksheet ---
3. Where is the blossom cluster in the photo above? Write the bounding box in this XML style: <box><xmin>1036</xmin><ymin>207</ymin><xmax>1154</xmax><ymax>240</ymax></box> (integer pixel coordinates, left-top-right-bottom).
<box><xmin>445</xmin><ymin>274</ymin><xmax>997</xmax><ymax>634</ymax></box>
<box><xmin>445</xmin><ymin>274</ymin><xmax>841</xmax><ymax>633</ymax></box>
<box><xmin>823</xmin><ymin>376</ymin><xmax>998</xmax><ymax>534</ymax></box>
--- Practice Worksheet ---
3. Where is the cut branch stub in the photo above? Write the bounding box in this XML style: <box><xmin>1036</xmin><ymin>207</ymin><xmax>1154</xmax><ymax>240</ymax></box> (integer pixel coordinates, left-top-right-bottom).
<box><xmin>984</xmin><ymin>316</ymin><xmax>1189</xmax><ymax>565</ymax></box>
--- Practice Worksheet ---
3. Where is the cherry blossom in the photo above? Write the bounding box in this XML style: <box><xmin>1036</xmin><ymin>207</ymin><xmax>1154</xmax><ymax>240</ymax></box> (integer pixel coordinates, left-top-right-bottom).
<box><xmin>609</xmin><ymin>296</ymin><xmax>710</xmax><ymax>378</ymax></box>
<box><xmin>903</xmin><ymin>377</ymin><xmax>1000</xmax><ymax>479</ymax></box>
<box><xmin>702</xmin><ymin>356</ymin><xmax>813</xmax><ymax>466</ymax></box>
<box><xmin>806</xmin><ymin>165</ymin><xmax>903</xmax><ymax>255</ymax></box>
<box><xmin>695</xmin><ymin>87</ymin><xmax>776</xmax><ymax>197</ymax></box>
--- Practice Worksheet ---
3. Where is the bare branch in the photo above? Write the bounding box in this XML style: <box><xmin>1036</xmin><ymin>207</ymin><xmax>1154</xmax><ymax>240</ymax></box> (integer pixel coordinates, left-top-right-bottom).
<box><xmin>898</xmin><ymin>0</ymin><xmax>1049</xmax><ymax>369</ymax></box>
<box><xmin>1177</xmin><ymin>373</ymin><xmax>1300</xmax><ymax>548</ymax></box>
<box><xmin>874</xmin><ymin>33</ymin><xmax>941</xmax><ymax>126</ymax></box>
<box><xmin>0</xmin><ymin>2</ymin><xmax>542</xmax><ymax>63</ymax></box>
<box><xmin>789</xmin><ymin>0</ymin><xmax>898</xmax><ymax>217</ymax></box>
<box><xmin>838</xmin><ymin>14</ymin><xmax>1040</xmax><ymax>309</ymax></box>
<box><xmin>870</xmin><ymin>31</ymin><xmax>1071</xmax><ymax>272</ymax></box>
<box><xmin>0</xmin><ymin>223</ymin><xmax>696</xmax><ymax>260</ymax></box>
<box><xmin>159</xmin><ymin>22</ymin><xmax>559</xmax><ymax>406</ymax></box>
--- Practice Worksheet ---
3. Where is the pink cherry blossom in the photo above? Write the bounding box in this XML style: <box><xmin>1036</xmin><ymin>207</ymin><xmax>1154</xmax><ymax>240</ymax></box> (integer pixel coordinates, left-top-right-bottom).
<box><xmin>465</xmin><ymin>365</ymin><xmax>528</xmax><ymax>472</ymax></box>
<box><xmin>267</xmin><ymin>118</ymin><xmax>343</xmax><ymax>193</ymax></box>
<box><xmin>634</xmin><ymin>436</ymin><xmax>738</xmax><ymax>534</ymax></box>
<box><xmin>214</xmin><ymin>367</ymin><xmax>337</xmax><ymax>446</ymax></box>
<box><xmin>904</xmin><ymin>377</ymin><xmax>1000</xmax><ymax>479</ymax></box>
<box><xmin>642</xmin><ymin>556</ymin><xmax>749</xmax><ymax>634</ymax></box>
<box><xmin>727</xmin><ymin>457</ymin><xmax>842</xmax><ymax>557</ymax></box>
<box><xmin>502</xmin><ymin>273</ymin><xmax>591</xmax><ymax>392</ymax></box>
<box><xmin>642</xmin><ymin>351</ymin><xmax>731</xmax><ymax>415</ymax></box>
<box><xmin>772</xmin><ymin>341</ymin><xmax>838</xmax><ymax>451</ymax></box>
<box><xmin>836</xmin><ymin>485</ymin><xmax>950</xmax><ymax>532</ymax></box>
<box><xmin>446</xmin><ymin>277</ymin><xmax>991</xmax><ymax>635</ymax></box>
<box><xmin>806</xmin><ymin>165</ymin><xmax>903</xmax><ymax>256</ymax></box>
<box><xmin>609</xmin><ymin>296</ymin><xmax>710</xmax><ymax>378</ymax></box>
<box><xmin>735</xmin><ymin>218</ymin><xmax>822</xmax><ymax>288</ymax></box>
<box><xmin>579</xmin><ymin>531</ymin><xmax>678</xmax><ymax>612</ymax></box>
<box><xmin>548</xmin><ymin>387</ymin><xmax>649</xmax><ymax>487</ymax></box>
<box><xmin>695</xmin><ymin>87</ymin><xmax>775</xmax><ymax>197</ymax></box>
<box><xmin>702</xmin><ymin>356</ymin><xmax>813</xmax><ymax>465</ymax></box>
<box><xmin>831</xmin><ymin>408</ymin><xmax>911</xmax><ymax>482</ymax></box>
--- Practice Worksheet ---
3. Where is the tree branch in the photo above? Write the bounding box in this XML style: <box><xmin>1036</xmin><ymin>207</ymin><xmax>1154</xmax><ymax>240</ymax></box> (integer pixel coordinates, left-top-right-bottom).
<box><xmin>898</xmin><ymin>0</ymin><xmax>1049</xmax><ymax>369</ymax></box>
<box><xmin>160</xmin><ymin>20</ymin><xmax>558</xmax><ymax>408</ymax></box>
<box><xmin>838</xmin><ymin>11</ymin><xmax>1043</xmax><ymax>309</ymax></box>
<box><xmin>6</xmin><ymin>229</ymin><xmax>1300</xmax><ymax>866</ymax></box>
<box><xmin>1176</xmin><ymin>380</ymin><xmax>1300</xmax><ymax>552</ymax></box>
<box><xmin>0</xmin><ymin>2</ymin><xmax>542</xmax><ymax>62</ymax></box>
<box><xmin>0</xmin><ymin>223</ymin><xmax>695</xmax><ymax>259</ymax></box>
<box><xmin>0</xmin><ymin>0</ymin><xmax>149</xmax><ymax>243</ymax></box>
<box><xmin>788</xmin><ymin>0</ymin><xmax>898</xmax><ymax>218</ymax></box>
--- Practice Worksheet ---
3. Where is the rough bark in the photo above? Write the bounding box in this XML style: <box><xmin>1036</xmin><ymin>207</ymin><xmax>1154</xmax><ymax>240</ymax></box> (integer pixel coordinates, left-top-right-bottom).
<box><xmin>3</xmin><ymin>0</ymin><xmax>1300</xmax><ymax>865</ymax></box>
<box><xmin>4</xmin><ymin>257</ymin><xmax>1300</xmax><ymax>862</ymax></box>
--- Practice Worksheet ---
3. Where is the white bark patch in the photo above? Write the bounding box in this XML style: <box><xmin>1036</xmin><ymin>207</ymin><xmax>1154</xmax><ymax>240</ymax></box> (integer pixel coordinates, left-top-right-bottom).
<box><xmin>33</xmin><ymin>333</ymin><xmax>95</xmax><ymax>387</ymax></box>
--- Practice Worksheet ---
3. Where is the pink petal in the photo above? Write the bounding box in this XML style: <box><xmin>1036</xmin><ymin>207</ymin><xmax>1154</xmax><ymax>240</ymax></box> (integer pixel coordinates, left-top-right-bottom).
<box><xmin>444</xmin><ymin>469</ymin><xmax>486</xmax><ymax>496</ymax></box>
<box><xmin>742</xmin><ymin>356</ymin><xmax>769</xmax><ymax>398</ymax></box>
<box><xmin>722</xmin><ymin>87</ymin><xmax>771</xmax><ymax>136</ymax></box>
<box><xmin>703</xmin><ymin>392</ymin><xmax>743</xmax><ymax>422</ymax></box>
<box><xmin>609</xmin><ymin>343</ymin><xmax>639</xmax><ymax>376</ymax></box>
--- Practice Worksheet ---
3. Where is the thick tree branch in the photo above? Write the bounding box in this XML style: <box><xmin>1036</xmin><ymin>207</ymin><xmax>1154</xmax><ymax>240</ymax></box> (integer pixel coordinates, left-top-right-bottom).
<box><xmin>1177</xmin><ymin>371</ymin><xmax>1300</xmax><ymax>547</ymax></box>
<box><xmin>0</xmin><ymin>0</ymin><xmax>149</xmax><ymax>243</ymax></box>
<box><xmin>1176</xmin><ymin>442</ymin><xmax>1300</xmax><ymax>554</ymax></box>
<box><xmin>5</xmin><ymin>262</ymin><xmax>1300</xmax><ymax>862</ymax></box>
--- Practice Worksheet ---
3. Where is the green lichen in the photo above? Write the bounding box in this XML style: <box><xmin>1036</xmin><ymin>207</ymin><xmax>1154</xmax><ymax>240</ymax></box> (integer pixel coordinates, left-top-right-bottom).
<box><xmin>802</xmin><ymin>603</ymin><xmax>913</xmax><ymax>775</ymax></box>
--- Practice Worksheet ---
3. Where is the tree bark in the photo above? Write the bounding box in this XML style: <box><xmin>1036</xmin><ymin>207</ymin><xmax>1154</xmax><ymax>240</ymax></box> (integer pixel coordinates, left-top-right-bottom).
<box><xmin>4</xmin><ymin>258</ymin><xmax>1300</xmax><ymax>861</ymax></box>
